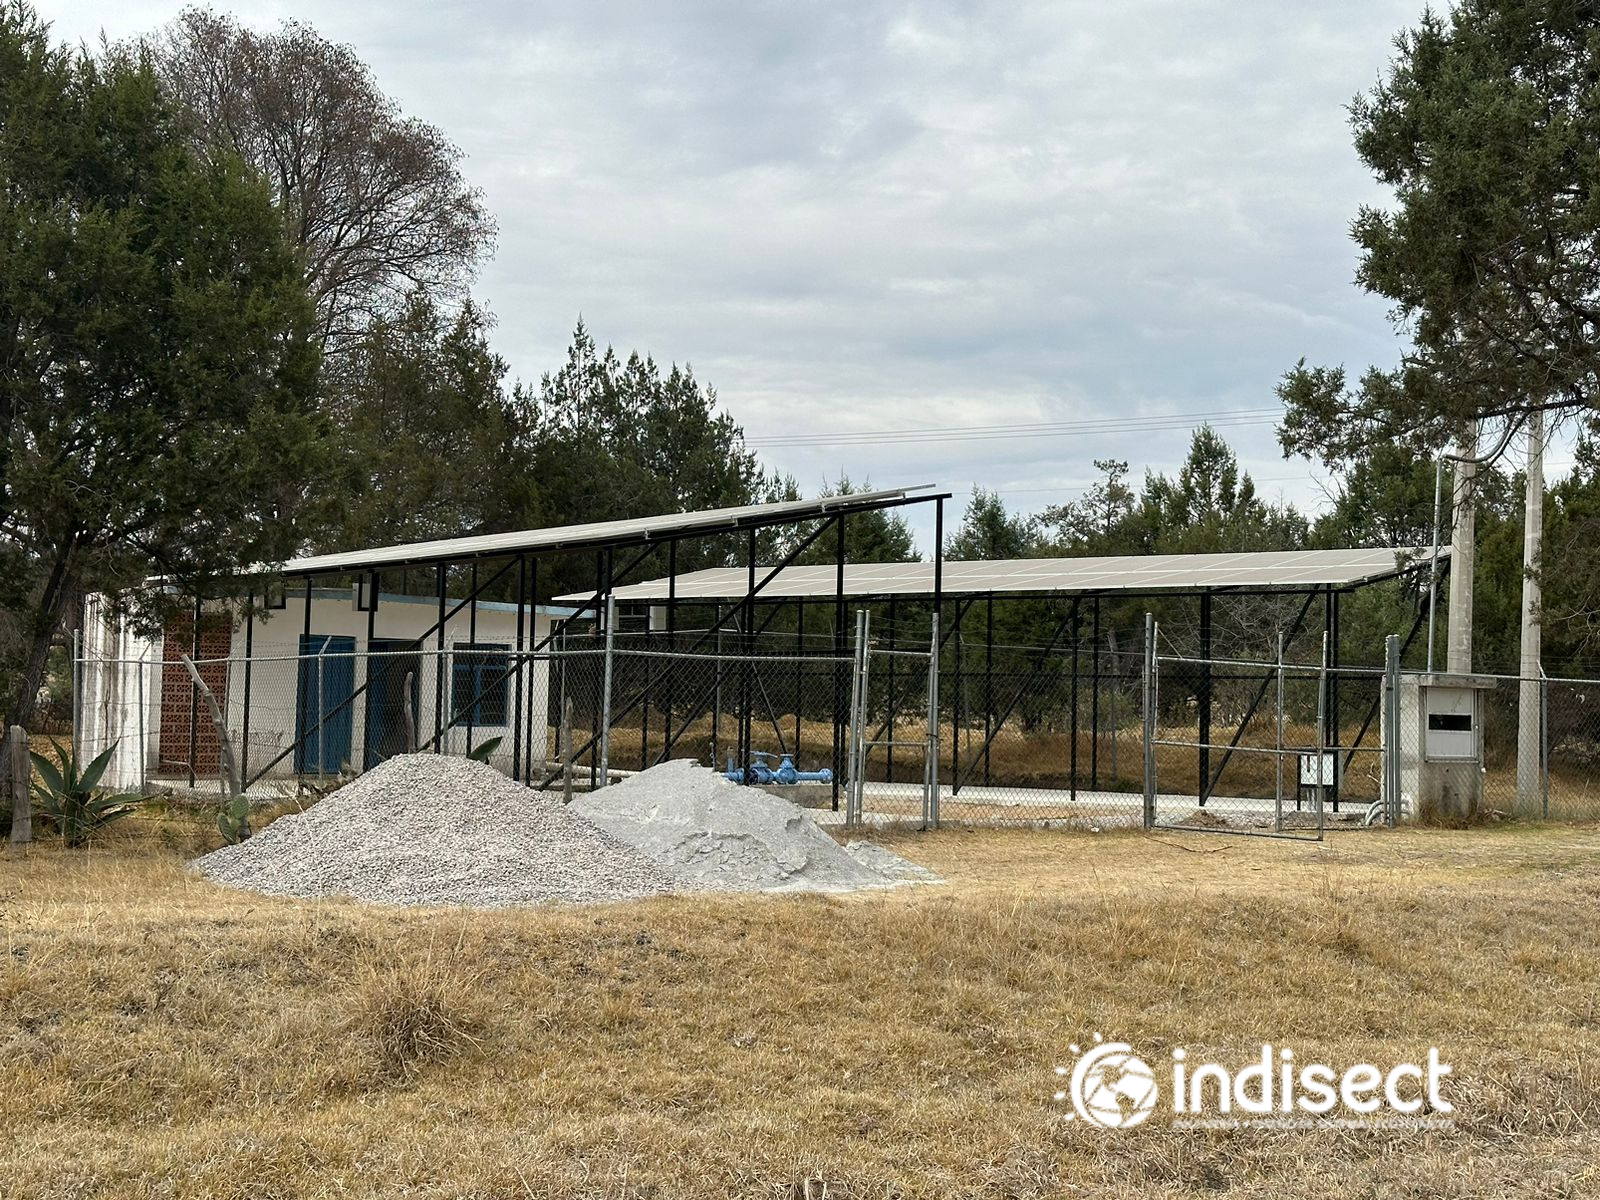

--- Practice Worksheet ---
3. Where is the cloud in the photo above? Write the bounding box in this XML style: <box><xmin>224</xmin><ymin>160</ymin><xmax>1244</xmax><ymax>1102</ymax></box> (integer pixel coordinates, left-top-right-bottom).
<box><xmin>40</xmin><ymin>0</ymin><xmax>1429</xmax><ymax>546</ymax></box>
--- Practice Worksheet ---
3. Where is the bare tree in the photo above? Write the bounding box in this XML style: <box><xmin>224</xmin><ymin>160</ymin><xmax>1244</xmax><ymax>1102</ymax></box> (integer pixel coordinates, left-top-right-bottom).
<box><xmin>145</xmin><ymin>9</ymin><xmax>496</xmax><ymax>354</ymax></box>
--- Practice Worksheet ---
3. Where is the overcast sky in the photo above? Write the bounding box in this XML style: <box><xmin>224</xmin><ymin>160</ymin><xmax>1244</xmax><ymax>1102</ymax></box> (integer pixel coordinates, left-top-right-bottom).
<box><xmin>41</xmin><ymin>0</ymin><xmax>1501</xmax><ymax>551</ymax></box>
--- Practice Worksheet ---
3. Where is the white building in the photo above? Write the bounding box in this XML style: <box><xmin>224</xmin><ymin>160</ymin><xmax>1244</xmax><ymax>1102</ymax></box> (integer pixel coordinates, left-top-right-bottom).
<box><xmin>79</xmin><ymin>588</ymin><xmax>579</xmax><ymax>793</ymax></box>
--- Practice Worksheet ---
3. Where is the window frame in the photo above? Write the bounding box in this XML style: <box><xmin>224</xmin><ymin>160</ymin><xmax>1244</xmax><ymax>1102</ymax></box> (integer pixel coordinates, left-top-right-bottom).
<box><xmin>450</xmin><ymin>641</ymin><xmax>511</xmax><ymax>729</ymax></box>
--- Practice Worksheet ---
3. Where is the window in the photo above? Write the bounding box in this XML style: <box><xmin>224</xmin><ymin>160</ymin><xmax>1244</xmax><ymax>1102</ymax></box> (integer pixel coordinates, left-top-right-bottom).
<box><xmin>451</xmin><ymin>643</ymin><xmax>510</xmax><ymax>727</ymax></box>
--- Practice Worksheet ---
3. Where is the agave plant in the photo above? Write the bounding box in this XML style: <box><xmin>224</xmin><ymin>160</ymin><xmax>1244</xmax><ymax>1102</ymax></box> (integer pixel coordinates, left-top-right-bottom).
<box><xmin>30</xmin><ymin>740</ymin><xmax>141</xmax><ymax>847</ymax></box>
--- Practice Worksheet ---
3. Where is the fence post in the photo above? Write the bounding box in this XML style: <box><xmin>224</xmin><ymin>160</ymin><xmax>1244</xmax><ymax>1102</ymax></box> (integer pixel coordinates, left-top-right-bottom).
<box><xmin>598</xmin><ymin>594</ymin><xmax>616</xmax><ymax>789</ymax></box>
<box><xmin>1315</xmin><ymin>630</ymin><xmax>1329</xmax><ymax>837</ymax></box>
<box><xmin>845</xmin><ymin>609</ymin><xmax>867</xmax><ymax>826</ymax></box>
<box><xmin>925</xmin><ymin>611</ymin><xmax>940</xmax><ymax>829</ymax></box>
<box><xmin>1141</xmin><ymin>613</ymin><xmax>1156</xmax><ymax>829</ymax></box>
<box><xmin>316</xmin><ymin>638</ymin><xmax>330</xmax><ymax>785</ymax></box>
<box><xmin>71</xmin><ymin>628</ymin><xmax>82</xmax><ymax>762</ymax></box>
<box><xmin>1274</xmin><ymin>629</ymin><xmax>1285</xmax><ymax>834</ymax></box>
<box><xmin>1541</xmin><ymin>666</ymin><xmax>1550</xmax><ymax>819</ymax></box>
<box><xmin>136</xmin><ymin>652</ymin><xmax>147</xmax><ymax>793</ymax></box>
<box><xmin>1384</xmin><ymin>633</ymin><xmax>1401</xmax><ymax>827</ymax></box>
<box><xmin>7</xmin><ymin>726</ymin><xmax>30</xmax><ymax>848</ymax></box>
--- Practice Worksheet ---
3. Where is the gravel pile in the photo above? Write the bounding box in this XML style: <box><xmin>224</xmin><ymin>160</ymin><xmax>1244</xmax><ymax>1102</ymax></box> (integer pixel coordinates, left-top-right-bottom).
<box><xmin>844</xmin><ymin>840</ymin><xmax>944</xmax><ymax>885</ymax></box>
<box><xmin>193</xmin><ymin>754</ymin><xmax>676</xmax><ymax>907</ymax></box>
<box><xmin>573</xmin><ymin>759</ymin><xmax>934</xmax><ymax>893</ymax></box>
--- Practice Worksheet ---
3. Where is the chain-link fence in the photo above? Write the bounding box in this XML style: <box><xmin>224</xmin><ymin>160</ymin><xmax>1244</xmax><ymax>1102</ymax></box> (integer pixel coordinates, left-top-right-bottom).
<box><xmin>1144</xmin><ymin>628</ymin><xmax>1390</xmax><ymax>838</ymax></box>
<box><xmin>71</xmin><ymin>630</ymin><xmax>864</xmax><ymax>813</ymax></box>
<box><xmin>70</xmin><ymin>606</ymin><xmax>1600</xmax><ymax>829</ymax></box>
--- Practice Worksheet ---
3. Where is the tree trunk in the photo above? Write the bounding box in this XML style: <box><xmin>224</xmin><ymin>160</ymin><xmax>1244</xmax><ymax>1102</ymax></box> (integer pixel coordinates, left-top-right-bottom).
<box><xmin>4</xmin><ymin>539</ymin><xmax>78</xmax><ymax>731</ymax></box>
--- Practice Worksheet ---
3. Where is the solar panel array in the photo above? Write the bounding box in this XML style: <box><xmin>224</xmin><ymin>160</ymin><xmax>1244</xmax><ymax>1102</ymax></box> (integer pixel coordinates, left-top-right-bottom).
<box><xmin>558</xmin><ymin>547</ymin><xmax>1439</xmax><ymax>602</ymax></box>
<box><xmin>272</xmin><ymin>485</ymin><xmax>933</xmax><ymax>576</ymax></box>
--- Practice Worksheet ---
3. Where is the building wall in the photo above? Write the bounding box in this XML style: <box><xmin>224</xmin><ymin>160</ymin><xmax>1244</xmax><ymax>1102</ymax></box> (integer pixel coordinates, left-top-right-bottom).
<box><xmin>81</xmin><ymin>591</ymin><xmax>558</xmax><ymax>791</ymax></box>
<box><xmin>156</xmin><ymin>614</ymin><xmax>232</xmax><ymax>777</ymax></box>
<box><xmin>226</xmin><ymin>593</ymin><xmax>554</xmax><ymax>782</ymax></box>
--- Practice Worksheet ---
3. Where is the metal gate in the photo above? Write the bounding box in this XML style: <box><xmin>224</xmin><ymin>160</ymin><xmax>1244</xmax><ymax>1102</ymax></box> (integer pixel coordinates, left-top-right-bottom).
<box><xmin>1141</xmin><ymin>615</ymin><xmax>1334</xmax><ymax>839</ymax></box>
<box><xmin>845</xmin><ymin>610</ymin><xmax>939</xmax><ymax>828</ymax></box>
<box><xmin>1140</xmin><ymin>618</ymin><xmax>1406</xmax><ymax>839</ymax></box>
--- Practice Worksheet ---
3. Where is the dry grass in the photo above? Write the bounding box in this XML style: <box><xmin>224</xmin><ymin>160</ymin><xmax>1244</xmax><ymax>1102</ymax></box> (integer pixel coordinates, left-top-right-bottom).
<box><xmin>4</xmin><ymin>810</ymin><xmax>1600</xmax><ymax>1198</ymax></box>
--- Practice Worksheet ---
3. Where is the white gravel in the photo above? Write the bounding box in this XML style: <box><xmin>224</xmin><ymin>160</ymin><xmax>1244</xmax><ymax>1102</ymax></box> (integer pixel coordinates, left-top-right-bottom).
<box><xmin>572</xmin><ymin>759</ymin><xmax>933</xmax><ymax>893</ymax></box>
<box><xmin>844</xmin><ymin>840</ymin><xmax>944</xmax><ymax>886</ymax></box>
<box><xmin>193</xmin><ymin>754</ymin><xmax>677</xmax><ymax>907</ymax></box>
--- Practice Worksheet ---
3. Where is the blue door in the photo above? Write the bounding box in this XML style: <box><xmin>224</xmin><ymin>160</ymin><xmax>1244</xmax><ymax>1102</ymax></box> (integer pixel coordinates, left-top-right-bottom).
<box><xmin>295</xmin><ymin>635</ymin><xmax>355</xmax><ymax>774</ymax></box>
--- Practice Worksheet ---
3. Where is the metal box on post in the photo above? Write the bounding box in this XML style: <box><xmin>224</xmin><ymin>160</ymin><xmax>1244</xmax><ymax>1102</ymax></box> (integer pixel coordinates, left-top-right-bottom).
<box><xmin>1390</xmin><ymin>674</ymin><xmax>1497</xmax><ymax>823</ymax></box>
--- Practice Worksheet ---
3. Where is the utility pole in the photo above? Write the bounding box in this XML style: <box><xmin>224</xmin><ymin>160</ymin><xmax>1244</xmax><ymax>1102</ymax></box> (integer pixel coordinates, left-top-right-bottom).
<box><xmin>1517</xmin><ymin>410</ymin><xmax>1545</xmax><ymax>813</ymax></box>
<box><xmin>1446</xmin><ymin>424</ymin><xmax>1478</xmax><ymax>674</ymax></box>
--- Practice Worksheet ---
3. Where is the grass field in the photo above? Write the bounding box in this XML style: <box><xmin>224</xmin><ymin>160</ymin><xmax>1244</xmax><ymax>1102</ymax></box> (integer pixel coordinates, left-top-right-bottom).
<box><xmin>3</xmin><ymin>811</ymin><xmax>1600</xmax><ymax>1198</ymax></box>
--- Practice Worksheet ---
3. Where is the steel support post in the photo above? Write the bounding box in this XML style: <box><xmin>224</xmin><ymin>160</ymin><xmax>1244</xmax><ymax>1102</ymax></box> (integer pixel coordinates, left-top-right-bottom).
<box><xmin>664</xmin><ymin>538</ymin><xmax>677</xmax><ymax>759</ymax></box>
<box><xmin>188</xmin><ymin>594</ymin><xmax>201</xmax><ymax>787</ymax></box>
<box><xmin>466</xmin><ymin>563</ymin><xmax>479</xmax><ymax>755</ymax></box>
<box><xmin>833</xmin><ymin>513</ymin><xmax>846</xmax><ymax>811</ymax></box>
<box><xmin>1384</xmin><ymin>633</ymin><xmax>1401</xmax><ymax>826</ymax></box>
<box><xmin>365</xmin><ymin>570</ymin><xmax>378</xmax><ymax>772</ymax></box>
<box><xmin>926</xmin><ymin>610</ymin><xmax>941</xmax><ymax>828</ymax></box>
<box><xmin>1142</xmin><ymin>612</ymin><xmax>1156</xmax><ymax>827</ymax></box>
<box><xmin>242</xmin><ymin>589</ymin><xmax>255</xmax><ymax>784</ymax></box>
<box><xmin>1069</xmin><ymin>598</ymin><xmax>1081</xmax><ymax>801</ymax></box>
<box><xmin>985</xmin><ymin>596</ymin><xmax>994</xmax><ymax>786</ymax></box>
<box><xmin>846</xmin><ymin>608</ymin><xmax>868</xmax><ymax>825</ymax></box>
<box><xmin>513</xmin><ymin>556</ymin><xmax>526</xmax><ymax>781</ymax></box>
<box><xmin>599</xmin><ymin>594</ymin><xmax>615</xmax><ymax>789</ymax></box>
<box><xmin>742</xmin><ymin>527</ymin><xmax>757</xmax><ymax>770</ymax></box>
<box><xmin>1275</xmin><ymin>630</ymin><xmax>1286</xmax><ymax>832</ymax></box>
<box><xmin>1329</xmin><ymin>587</ymin><xmax>1341</xmax><ymax>811</ymax></box>
<box><xmin>1198</xmin><ymin>592</ymin><xmax>1212</xmax><ymax>804</ymax></box>
<box><xmin>952</xmin><ymin>598</ymin><xmax>963</xmax><ymax>796</ymax></box>
<box><xmin>435</xmin><ymin>565</ymin><xmax>447</xmax><ymax>755</ymax></box>
<box><xmin>886</xmin><ymin>595</ymin><xmax>896</xmax><ymax>784</ymax></box>
<box><xmin>1090</xmin><ymin>598</ymin><xmax>1101</xmax><ymax>788</ymax></box>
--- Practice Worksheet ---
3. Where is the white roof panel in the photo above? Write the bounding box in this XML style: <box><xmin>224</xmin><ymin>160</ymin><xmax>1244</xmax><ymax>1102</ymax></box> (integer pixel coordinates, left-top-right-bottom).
<box><xmin>270</xmin><ymin>487</ymin><xmax>935</xmax><ymax>577</ymax></box>
<box><xmin>556</xmin><ymin>547</ymin><xmax>1439</xmax><ymax>602</ymax></box>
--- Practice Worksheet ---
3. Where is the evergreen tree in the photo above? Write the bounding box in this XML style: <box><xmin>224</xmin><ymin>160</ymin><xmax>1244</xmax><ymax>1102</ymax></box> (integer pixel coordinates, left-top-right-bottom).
<box><xmin>0</xmin><ymin>2</ymin><xmax>326</xmax><ymax>725</ymax></box>
<box><xmin>947</xmin><ymin>488</ymin><xmax>1037</xmax><ymax>560</ymax></box>
<box><xmin>1037</xmin><ymin>460</ymin><xmax>1137</xmax><ymax>554</ymax></box>
<box><xmin>1133</xmin><ymin>427</ymin><xmax>1307</xmax><ymax>554</ymax></box>
<box><xmin>331</xmin><ymin>295</ymin><xmax>534</xmax><ymax>550</ymax></box>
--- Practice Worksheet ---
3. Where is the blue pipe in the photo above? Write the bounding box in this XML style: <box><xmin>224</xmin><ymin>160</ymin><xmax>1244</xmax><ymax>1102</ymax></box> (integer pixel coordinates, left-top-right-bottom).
<box><xmin>723</xmin><ymin>750</ymin><xmax>833</xmax><ymax>786</ymax></box>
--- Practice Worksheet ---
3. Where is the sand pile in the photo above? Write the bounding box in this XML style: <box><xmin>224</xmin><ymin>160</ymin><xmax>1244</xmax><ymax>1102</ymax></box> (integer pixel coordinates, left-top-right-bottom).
<box><xmin>573</xmin><ymin>759</ymin><xmax>939</xmax><ymax>893</ymax></box>
<box><xmin>193</xmin><ymin>754</ymin><xmax>676</xmax><ymax>907</ymax></box>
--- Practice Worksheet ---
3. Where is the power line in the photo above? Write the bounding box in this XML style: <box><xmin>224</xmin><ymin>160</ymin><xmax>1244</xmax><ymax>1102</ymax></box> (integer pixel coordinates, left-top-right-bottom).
<box><xmin>943</xmin><ymin>474</ymin><xmax>1319</xmax><ymax>498</ymax></box>
<box><xmin>743</xmin><ymin>406</ymin><xmax>1282</xmax><ymax>449</ymax></box>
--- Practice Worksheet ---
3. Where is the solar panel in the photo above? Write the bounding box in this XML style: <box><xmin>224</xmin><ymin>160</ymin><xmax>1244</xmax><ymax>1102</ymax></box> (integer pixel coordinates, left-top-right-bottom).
<box><xmin>554</xmin><ymin>547</ymin><xmax>1441</xmax><ymax>602</ymax></box>
<box><xmin>268</xmin><ymin>486</ymin><xmax>936</xmax><ymax>576</ymax></box>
